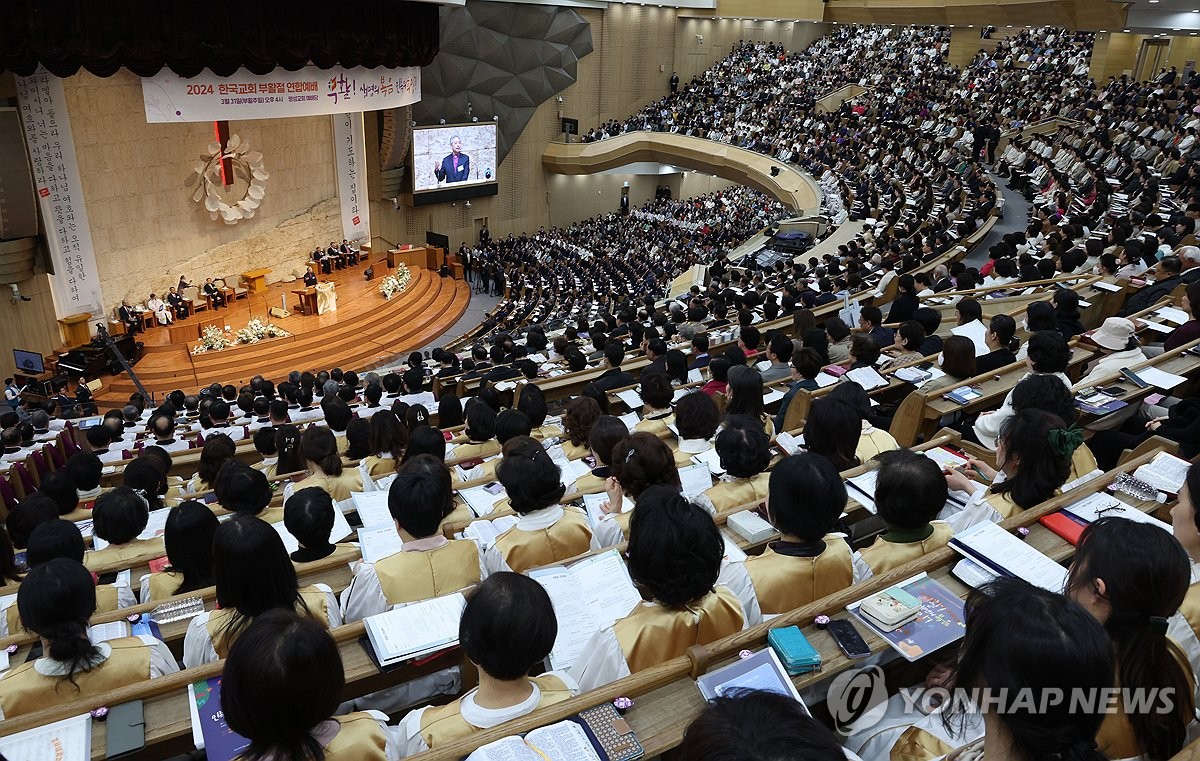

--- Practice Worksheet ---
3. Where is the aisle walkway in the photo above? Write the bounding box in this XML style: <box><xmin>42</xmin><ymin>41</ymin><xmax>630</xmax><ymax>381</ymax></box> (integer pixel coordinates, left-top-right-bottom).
<box><xmin>964</xmin><ymin>170</ymin><xmax>1030</xmax><ymax>268</ymax></box>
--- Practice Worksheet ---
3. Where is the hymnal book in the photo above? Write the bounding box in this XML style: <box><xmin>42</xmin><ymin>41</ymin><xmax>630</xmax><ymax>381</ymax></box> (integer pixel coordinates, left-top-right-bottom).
<box><xmin>949</xmin><ymin>521</ymin><xmax>1068</xmax><ymax>592</ymax></box>
<box><xmin>860</xmin><ymin>586</ymin><xmax>922</xmax><ymax>631</ymax></box>
<box><xmin>188</xmin><ymin>677</ymin><xmax>249</xmax><ymax>761</ymax></box>
<box><xmin>845</xmin><ymin>470</ymin><xmax>879</xmax><ymax>514</ymax></box>
<box><xmin>582</xmin><ymin>493</ymin><xmax>634</xmax><ymax>529</ymax></box>
<box><xmin>1133</xmin><ymin>451</ymin><xmax>1191</xmax><ymax>494</ymax></box>
<box><xmin>847</xmin><ymin>573</ymin><xmax>966</xmax><ymax>662</ymax></box>
<box><xmin>462</xmin><ymin>515</ymin><xmax>520</xmax><ymax>549</ymax></box>
<box><xmin>528</xmin><ymin>550</ymin><xmax>642</xmax><ymax>671</ymax></box>
<box><xmin>556</xmin><ymin>457</ymin><xmax>592</xmax><ymax>489</ymax></box>
<box><xmin>362</xmin><ymin>592</ymin><xmax>467</xmax><ymax>667</ymax></box>
<box><xmin>358</xmin><ymin>526</ymin><xmax>404</xmax><ymax>563</ymax></box>
<box><xmin>350</xmin><ymin>491</ymin><xmax>394</xmax><ymax>529</ymax></box>
<box><xmin>895</xmin><ymin>366</ymin><xmax>932</xmax><ymax>384</ymax></box>
<box><xmin>0</xmin><ymin>713</ymin><xmax>91</xmax><ymax>761</ymax></box>
<box><xmin>775</xmin><ymin>432</ymin><xmax>804</xmax><ymax>455</ymax></box>
<box><xmin>459</xmin><ymin>484</ymin><xmax>506</xmax><ymax>517</ymax></box>
<box><xmin>696</xmin><ymin>648</ymin><xmax>806</xmax><ymax>704</ymax></box>
<box><xmin>814</xmin><ymin>372</ymin><xmax>840</xmax><ymax>388</ymax></box>
<box><xmin>688</xmin><ymin>368</ymin><xmax>704</xmax><ymax>384</ymax></box>
<box><xmin>617</xmin><ymin>411</ymin><xmax>640</xmax><ymax>433</ymax></box>
<box><xmin>1092</xmin><ymin>280</ymin><xmax>1122</xmax><ymax>292</ymax></box>
<box><xmin>466</xmin><ymin>719</ymin><xmax>618</xmax><ymax>761</ymax></box>
<box><xmin>942</xmin><ymin>386</ymin><xmax>982</xmax><ymax>405</ymax></box>
<box><xmin>678</xmin><ymin>463</ymin><xmax>714</xmax><ymax>500</ymax></box>
<box><xmin>844</xmin><ymin>366</ymin><xmax>888</xmax><ymax>391</ymax></box>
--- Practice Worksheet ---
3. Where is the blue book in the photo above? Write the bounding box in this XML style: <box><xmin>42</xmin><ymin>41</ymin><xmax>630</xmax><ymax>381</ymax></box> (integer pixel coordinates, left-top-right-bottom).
<box><xmin>189</xmin><ymin>676</ymin><xmax>250</xmax><ymax>761</ymax></box>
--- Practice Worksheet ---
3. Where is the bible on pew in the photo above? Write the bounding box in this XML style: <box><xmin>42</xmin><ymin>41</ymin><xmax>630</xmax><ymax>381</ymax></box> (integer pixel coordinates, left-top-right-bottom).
<box><xmin>466</xmin><ymin>716</ymin><xmax>639</xmax><ymax>761</ymax></box>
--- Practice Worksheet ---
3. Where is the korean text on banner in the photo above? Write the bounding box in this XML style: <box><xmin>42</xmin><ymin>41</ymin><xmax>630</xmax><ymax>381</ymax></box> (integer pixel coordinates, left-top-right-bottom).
<box><xmin>141</xmin><ymin>65</ymin><xmax>420</xmax><ymax>123</ymax></box>
<box><xmin>332</xmin><ymin>113</ymin><xmax>370</xmax><ymax>243</ymax></box>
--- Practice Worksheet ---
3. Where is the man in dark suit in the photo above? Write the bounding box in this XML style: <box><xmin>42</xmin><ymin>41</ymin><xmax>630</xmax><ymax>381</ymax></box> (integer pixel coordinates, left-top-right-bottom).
<box><xmin>202</xmin><ymin>278</ymin><xmax>226</xmax><ymax>309</ymax></box>
<box><xmin>166</xmin><ymin>287</ymin><xmax>189</xmax><ymax>320</ymax></box>
<box><xmin>689</xmin><ymin>333</ymin><xmax>711</xmax><ymax>370</ymax></box>
<box><xmin>643</xmin><ymin>338</ymin><xmax>668</xmax><ymax>376</ymax></box>
<box><xmin>433</xmin><ymin>136</ymin><xmax>470</xmax><ymax>183</ymax></box>
<box><xmin>593</xmin><ymin>343</ymin><xmax>635</xmax><ymax>393</ymax></box>
<box><xmin>303</xmin><ymin>268</ymin><xmax>318</xmax><ymax>287</ymax></box>
<box><xmin>313</xmin><ymin>246</ymin><xmax>331</xmax><ymax>275</ymax></box>
<box><xmin>118</xmin><ymin>300</ymin><xmax>141</xmax><ymax>333</ymax></box>
<box><xmin>327</xmin><ymin>242</ymin><xmax>345</xmax><ymax>270</ymax></box>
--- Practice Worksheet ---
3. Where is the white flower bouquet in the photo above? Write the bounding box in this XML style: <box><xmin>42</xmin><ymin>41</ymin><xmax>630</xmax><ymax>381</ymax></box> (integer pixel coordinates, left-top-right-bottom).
<box><xmin>379</xmin><ymin>264</ymin><xmax>413</xmax><ymax>300</ymax></box>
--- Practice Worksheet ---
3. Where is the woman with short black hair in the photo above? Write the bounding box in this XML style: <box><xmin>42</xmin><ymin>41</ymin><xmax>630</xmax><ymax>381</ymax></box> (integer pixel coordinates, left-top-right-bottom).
<box><xmin>397</xmin><ymin>573</ymin><xmax>579</xmax><ymax>754</ymax></box>
<box><xmin>285</xmin><ymin>425</ymin><xmax>364</xmax><ymax>505</ymax></box>
<box><xmin>223</xmin><ymin>609</ymin><xmax>405</xmax><ymax>760</ymax></box>
<box><xmin>183</xmin><ymin>516</ymin><xmax>340</xmax><ymax>668</ymax></box>
<box><xmin>0</xmin><ymin>558</ymin><xmax>178</xmax><ymax>719</ymax></box>
<box><xmin>186</xmin><ymin>432</ymin><xmax>236</xmax><ymax>494</ymax></box>
<box><xmin>696</xmin><ymin>415</ymin><xmax>772</xmax><ymax>513</ymax></box>
<box><xmin>87</xmin><ymin>486</ymin><xmax>151</xmax><ymax>569</ymax></box>
<box><xmin>484</xmin><ymin>437</ymin><xmax>591</xmax><ymax>573</ymax></box>
<box><xmin>593</xmin><ymin>432</ymin><xmax>682</xmax><ymax>549</ymax></box>
<box><xmin>570</xmin><ymin>486</ymin><xmax>745</xmax><ymax>691</ymax></box>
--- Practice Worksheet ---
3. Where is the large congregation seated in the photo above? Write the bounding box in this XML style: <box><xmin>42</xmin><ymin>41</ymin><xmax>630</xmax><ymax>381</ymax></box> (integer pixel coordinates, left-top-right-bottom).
<box><xmin>5</xmin><ymin>21</ymin><xmax>1200</xmax><ymax>761</ymax></box>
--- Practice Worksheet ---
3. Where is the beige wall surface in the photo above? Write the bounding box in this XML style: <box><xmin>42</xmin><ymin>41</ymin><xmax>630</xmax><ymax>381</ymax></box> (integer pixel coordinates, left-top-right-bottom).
<box><xmin>65</xmin><ymin>70</ymin><xmax>339</xmax><ymax>308</ymax></box>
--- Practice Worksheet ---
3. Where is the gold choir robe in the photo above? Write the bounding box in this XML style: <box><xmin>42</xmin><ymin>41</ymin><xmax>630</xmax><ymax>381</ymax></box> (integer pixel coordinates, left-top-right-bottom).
<box><xmin>418</xmin><ymin>674</ymin><xmax>574</xmax><ymax>749</ymax></box>
<box><xmin>0</xmin><ymin>637</ymin><xmax>150</xmax><ymax>717</ymax></box>
<box><xmin>492</xmin><ymin>509</ymin><xmax>592</xmax><ymax>573</ymax></box>
<box><xmin>858</xmin><ymin>523</ymin><xmax>954</xmax><ymax>576</ymax></box>
<box><xmin>375</xmin><ymin>540</ymin><xmax>481</xmax><ymax>605</ymax></box>
<box><xmin>613</xmin><ymin>587</ymin><xmax>744</xmax><ymax>673</ymax></box>
<box><xmin>744</xmin><ymin>537</ymin><xmax>854</xmax><ymax>615</ymax></box>
<box><xmin>206</xmin><ymin>586</ymin><xmax>332</xmax><ymax>658</ymax></box>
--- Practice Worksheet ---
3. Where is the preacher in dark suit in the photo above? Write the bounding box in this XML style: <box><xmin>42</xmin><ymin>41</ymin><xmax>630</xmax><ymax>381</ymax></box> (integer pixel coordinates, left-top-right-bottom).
<box><xmin>433</xmin><ymin>136</ymin><xmax>470</xmax><ymax>183</ymax></box>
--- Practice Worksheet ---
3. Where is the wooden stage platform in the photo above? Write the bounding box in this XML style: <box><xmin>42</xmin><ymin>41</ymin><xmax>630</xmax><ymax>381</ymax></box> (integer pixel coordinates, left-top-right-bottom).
<box><xmin>98</xmin><ymin>266</ymin><xmax>471</xmax><ymax>403</ymax></box>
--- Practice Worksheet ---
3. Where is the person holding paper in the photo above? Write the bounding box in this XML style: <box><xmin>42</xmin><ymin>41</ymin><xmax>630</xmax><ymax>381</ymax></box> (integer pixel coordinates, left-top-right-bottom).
<box><xmin>695</xmin><ymin>416</ymin><xmax>772</xmax><ymax>513</ymax></box>
<box><xmin>944</xmin><ymin>409</ymin><xmax>1075</xmax><ymax>528</ymax></box>
<box><xmin>570</xmin><ymin>487</ymin><xmax>746</xmax><ymax>692</ymax></box>
<box><xmin>0</xmin><ymin>559</ymin><xmax>180</xmax><ymax>719</ymax></box>
<box><xmin>183</xmin><ymin>517</ymin><xmax>341</xmax><ymax>668</ymax></box>
<box><xmin>973</xmin><ymin>330</ymin><xmax>1072</xmax><ymax>450</ymax></box>
<box><xmin>222</xmin><ymin>610</ymin><xmax>409</xmax><ymax>760</ymax></box>
<box><xmin>340</xmin><ymin>455</ymin><xmax>484</xmax><ymax>623</ymax></box>
<box><xmin>1065</xmin><ymin>518</ymin><xmax>1195</xmax><ymax>759</ymax></box>
<box><xmin>485</xmin><ymin>437</ymin><xmax>592</xmax><ymax>573</ymax></box>
<box><xmin>594</xmin><ymin>433</ymin><xmax>682</xmax><ymax>549</ymax></box>
<box><xmin>854</xmin><ymin>449</ymin><xmax>954</xmax><ymax>578</ymax></box>
<box><xmin>724</xmin><ymin>454</ymin><xmax>855</xmax><ymax>618</ymax></box>
<box><xmin>282</xmin><ymin>426</ymin><xmax>364</xmax><ymax>506</ymax></box>
<box><xmin>397</xmin><ymin>573</ymin><xmax>579</xmax><ymax>754</ymax></box>
<box><xmin>1162</xmin><ymin>282</ymin><xmax>1200</xmax><ymax>351</ymax></box>
<box><xmin>138</xmin><ymin>500</ymin><xmax>218</xmax><ymax>602</ymax></box>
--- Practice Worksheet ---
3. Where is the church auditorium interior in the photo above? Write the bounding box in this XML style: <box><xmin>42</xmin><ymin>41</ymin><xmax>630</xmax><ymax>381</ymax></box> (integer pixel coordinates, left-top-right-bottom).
<box><xmin>3</xmin><ymin>0</ymin><xmax>1200</xmax><ymax>759</ymax></box>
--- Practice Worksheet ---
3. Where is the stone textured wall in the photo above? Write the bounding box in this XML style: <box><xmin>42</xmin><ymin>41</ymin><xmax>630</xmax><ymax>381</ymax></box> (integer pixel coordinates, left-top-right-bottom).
<box><xmin>63</xmin><ymin>69</ymin><xmax>339</xmax><ymax>306</ymax></box>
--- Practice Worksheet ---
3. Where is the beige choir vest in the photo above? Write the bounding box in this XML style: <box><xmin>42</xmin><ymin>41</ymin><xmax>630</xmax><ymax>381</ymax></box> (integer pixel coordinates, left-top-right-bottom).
<box><xmin>375</xmin><ymin>541</ymin><xmax>481</xmax><ymax>605</ymax></box>
<box><xmin>419</xmin><ymin>674</ymin><xmax>574</xmax><ymax>749</ymax></box>
<box><xmin>858</xmin><ymin>523</ymin><xmax>955</xmax><ymax>576</ymax></box>
<box><xmin>744</xmin><ymin>537</ymin><xmax>853</xmax><ymax>615</ymax></box>
<box><xmin>703</xmin><ymin>473</ymin><xmax>770</xmax><ymax>513</ymax></box>
<box><xmin>0</xmin><ymin>636</ymin><xmax>150</xmax><ymax>717</ymax></box>
<box><xmin>493</xmin><ymin>510</ymin><xmax>592</xmax><ymax>573</ymax></box>
<box><xmin>207</xmin><ymin>587</ymin><xmax>331</xmax><ymax>658</ymax></box>
<box><xmin>322</xmin><ymin>712</ymin><xmax>390</xmax><ymax>761</ymax></box>
<box><xmin>613</xmin><ymin>587</ymin><xmax>744</xmax><ymax>674</ymax></box>
<box><xmin>6</xmin><ymin>583</ymin><xmax>121</xmax><ymax>636</ymax></box>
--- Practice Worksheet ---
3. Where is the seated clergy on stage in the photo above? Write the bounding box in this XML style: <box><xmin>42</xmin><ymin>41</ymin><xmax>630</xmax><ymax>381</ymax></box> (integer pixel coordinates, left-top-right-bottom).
<box><xmin>340</xmin><ymin>454</ymin><xmax>485</xmax><ymax>623</ymax></box>
<box><xmin>313</xmin><ymin>245</ymin><xmax>331</xmax><ymax>275</ymax></box>
<box><xmin>202</xmin><ymin>278</ymin><xmax>226</xmax><ymax>308</ymax></box>
<box><xmin>570</xmin><ymin>486</ymin><xmax>746</xmax><ymax>691</ymax></box>
<box><xmin>166</xmin><ymin>287</ymin><xmax>189</xmax><ymax>320</ymax></box>
<box><xmin>853</xmin><ymin>448</ymin><xmax>954</xmax><ymax>579</ymax></box>
<box><xmin>397</xmin><ymin>573</ymin><xmax>579</xmax><ymax>755</ymax></box>
<box><xmin>303</xmin><ymin>266</ymin><xmax>318</xmax><ymax>287</ymax></box>
<box><xmin>147</xmin><ymin>293</ymin><xmax>173</xmax><ymax>325</ymax></box>
<box><xmin>0</xmin><ymin>558</ymin><xmax>179</xmax><ymax>719</ymax></box>
<box><xmin>117</xmin><ymin>299</ymin><xmax>141</xmax><ymax>334</ymax></box>
<box><xmin>484</xmin><ymin>436</ymin><xmax>592</xmax><ymax>574</ymax></box>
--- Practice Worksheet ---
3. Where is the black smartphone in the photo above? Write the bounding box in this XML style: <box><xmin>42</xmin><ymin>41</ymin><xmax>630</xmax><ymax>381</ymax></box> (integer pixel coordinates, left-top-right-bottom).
<box><xmin>1101</xmin><ymin>386</ymin><xmax>1125</xmax><ymax>396</ymax></box>
<box><xmin>827</xmin><ymin>619</ymin><xmax>872</xmax><ymax>659</ymax></box>
<box><xmin>106</xmin><ymin>700</ymin><xmax>146</xmax><ymax>758</ymax></box>
<box><xmin>1121</xmin><ymin>368</ymin><xmax>1149</xmax><ymax>388</ymax></box>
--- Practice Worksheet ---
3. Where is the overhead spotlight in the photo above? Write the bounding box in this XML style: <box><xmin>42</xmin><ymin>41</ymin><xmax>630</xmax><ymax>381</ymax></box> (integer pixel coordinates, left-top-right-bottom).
<box><xmin>439</xmin><ymin>118</ymin><xmax>446</xmax><ymax>125</ymax></box>
<box><xmin>556</xmin><ymin>96</ymin><xmax>564</xmax><ymax>104</ymax></box>
<box><xmin>492</xmin><ymin>115</ymin><xmax>499</xmax><ymax>121</ymax></box>
<box><xmin>471</xmin><ymin>116</ymin><xmax>479</xmax><ymax>122</ymax></box>
<box><xmin>410</xmin><ymin>120</ymin><xmax>416</xmax><ymax>127</ymax></box>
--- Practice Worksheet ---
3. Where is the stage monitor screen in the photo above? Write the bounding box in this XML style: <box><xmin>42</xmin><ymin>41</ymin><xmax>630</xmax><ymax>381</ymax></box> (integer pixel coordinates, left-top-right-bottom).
<box><xmin>412</xmin><ymin>123</ymin><xmax>498</xmax><ymax>193</ymax></box>
<box><xmin>13</xmin><ymin>349</ymin><xmax>44</xmax><ymax>375</ymax></box>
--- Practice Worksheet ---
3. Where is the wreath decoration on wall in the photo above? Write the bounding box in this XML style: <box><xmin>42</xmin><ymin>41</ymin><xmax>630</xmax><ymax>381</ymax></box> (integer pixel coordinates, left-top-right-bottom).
<box><xmin>188</xmin><ymin>133</ymin><xmax>269</xmax><ymax>224</ymax></box>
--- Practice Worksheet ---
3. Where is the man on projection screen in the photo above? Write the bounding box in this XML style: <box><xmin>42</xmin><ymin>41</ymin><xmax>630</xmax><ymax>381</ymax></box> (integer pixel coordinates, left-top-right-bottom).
<box><xmin>433</xmin><ymin>135</ymin><xmax>471</xmax><ymax>183</ymax></box>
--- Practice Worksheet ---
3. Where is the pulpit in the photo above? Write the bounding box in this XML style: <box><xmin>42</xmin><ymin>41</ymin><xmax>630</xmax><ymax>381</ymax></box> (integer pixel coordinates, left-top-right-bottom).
<box><xmin>57</xmin><ymin>312</ymin><xmax>92</xmax><ymax>346</ymax></box>
<box><xmin>241</xmin><ymin>268</ymin><xmax>272</xmax><ymax>294</ymax></box>
<box><xmin>291</xmin><ymin>288</ymin><xmax>318</xmax><ymax>316</ymax></box>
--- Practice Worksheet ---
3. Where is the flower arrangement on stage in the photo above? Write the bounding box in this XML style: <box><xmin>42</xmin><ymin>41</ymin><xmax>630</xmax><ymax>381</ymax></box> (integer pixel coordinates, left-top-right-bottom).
<box><xmin>191</xmin><ymin>319</ymin><xmax>291</xmax><ymax>354</ymax></box>
<box><xmin>235</xmin><ymin>319</ymin><xmax>290</xmax><ymax>345</ymax></box>
<box><xmin>379</xmin><ymin>265</ymin><xmax>412</xmax><ymax>300</ymax></box>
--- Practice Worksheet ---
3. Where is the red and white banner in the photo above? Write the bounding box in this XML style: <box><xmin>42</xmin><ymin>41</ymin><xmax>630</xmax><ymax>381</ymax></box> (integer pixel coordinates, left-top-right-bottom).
<box><xmin>15</xmin><ymin>70</ymin><xmax>104</xmax><ymax>322</ymax></box>
<box><xmin>141</xmin><ymin>65</ymin><xmax>420</xmax><ymax>123</ymax></box>
<box><xmin>332</xmin><ymin>112</ymin><xmax>371</xmax><ymax>244</ymax></box>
